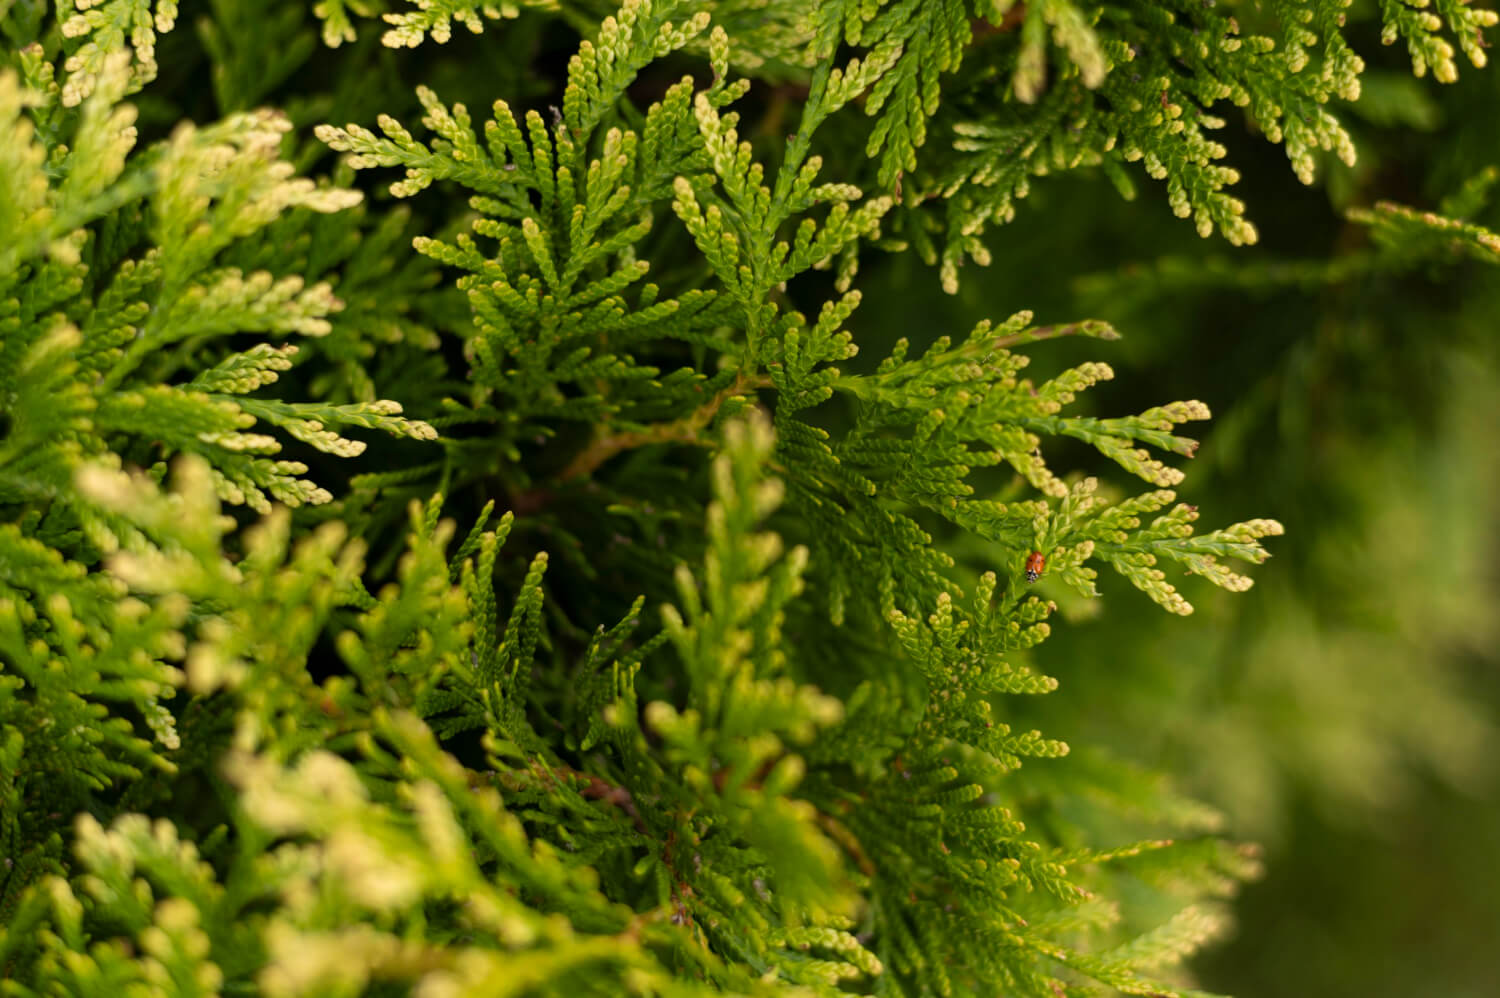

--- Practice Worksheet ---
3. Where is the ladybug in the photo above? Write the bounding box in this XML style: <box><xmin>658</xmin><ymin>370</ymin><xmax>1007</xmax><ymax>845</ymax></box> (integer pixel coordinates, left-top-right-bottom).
<box><xmin>1024</xmin><ymin>550</ymin><xmax>1046</xmax><ymax>584</ymax></box>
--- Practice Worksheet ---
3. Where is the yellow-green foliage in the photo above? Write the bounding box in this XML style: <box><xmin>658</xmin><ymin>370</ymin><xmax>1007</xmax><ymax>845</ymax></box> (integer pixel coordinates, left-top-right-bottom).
<box><xmin>0</xmin><ymin>1</ymin><xmax>1491</xmax><ymax>995</ymax></box>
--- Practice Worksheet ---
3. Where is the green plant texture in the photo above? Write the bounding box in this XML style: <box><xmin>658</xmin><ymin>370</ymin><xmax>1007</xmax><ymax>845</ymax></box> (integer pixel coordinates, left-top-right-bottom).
<box><xmin>1</xmin><ymin>1</ymin><xmax>1495</xmax><ymax>995</ymax></box>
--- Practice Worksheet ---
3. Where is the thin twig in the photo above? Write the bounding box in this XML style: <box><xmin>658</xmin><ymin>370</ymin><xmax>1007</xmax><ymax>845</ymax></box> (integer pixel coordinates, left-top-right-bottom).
<box><xmin>556</xmin><ymin>370</ymin><xmax>771</xmax><ymax>483</ymax></box>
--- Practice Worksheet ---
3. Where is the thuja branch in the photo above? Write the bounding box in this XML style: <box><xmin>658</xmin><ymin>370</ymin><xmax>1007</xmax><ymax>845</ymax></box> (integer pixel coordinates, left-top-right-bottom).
<box><xmin>558</xmin><ymin>370</ymin><xmax>772</xmax><ymax>482</ymax></box>
<box><xmin>994</xmin><ymin>319</ymin><xmax>1121</xmax><ymax>349</ymax></box>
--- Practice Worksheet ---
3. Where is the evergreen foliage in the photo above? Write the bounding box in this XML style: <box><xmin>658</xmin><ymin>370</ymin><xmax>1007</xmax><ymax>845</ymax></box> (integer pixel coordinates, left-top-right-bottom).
<box><xmin>0</xmin><ymin>0</ymin><xmax>1491</xmax><ymax>995</ymax></box>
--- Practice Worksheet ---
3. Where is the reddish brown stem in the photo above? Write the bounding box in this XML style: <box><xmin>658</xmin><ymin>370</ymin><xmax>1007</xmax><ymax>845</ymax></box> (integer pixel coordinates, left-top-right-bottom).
<box><xmin>555</xmin><ymin>371</ymin><xmax>771</xmax><ymax>483</ymax></box>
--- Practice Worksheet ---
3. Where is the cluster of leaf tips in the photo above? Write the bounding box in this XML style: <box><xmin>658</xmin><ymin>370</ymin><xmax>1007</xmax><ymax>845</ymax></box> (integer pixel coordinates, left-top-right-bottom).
<box><xmin>2</xmin><ymin>0</ymin><xmax>1492</xmax><ymax>995</ymax></box>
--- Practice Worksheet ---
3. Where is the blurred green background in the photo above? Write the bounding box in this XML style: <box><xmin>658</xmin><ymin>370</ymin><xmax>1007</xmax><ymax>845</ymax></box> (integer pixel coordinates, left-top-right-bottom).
<box><xmin>851</xmin><ymin>24</ymin><xmax>1500</xmax><ymax>996</ymax></box>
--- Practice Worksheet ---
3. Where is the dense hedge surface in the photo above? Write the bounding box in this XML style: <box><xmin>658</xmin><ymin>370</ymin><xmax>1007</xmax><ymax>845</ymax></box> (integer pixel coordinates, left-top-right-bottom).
<box><xmin>2</xmin><ymin>2</ymin><xmax>1497</xmax><ymax>996</ymax></box>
